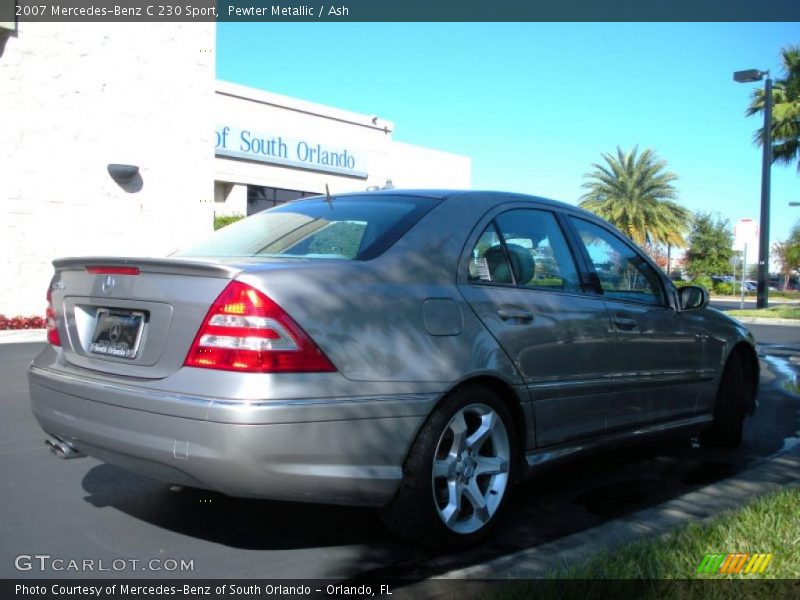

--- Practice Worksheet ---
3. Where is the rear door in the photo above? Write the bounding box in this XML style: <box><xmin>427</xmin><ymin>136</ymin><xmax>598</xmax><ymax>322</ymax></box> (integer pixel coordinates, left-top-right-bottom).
<box><xmin>458</xmin><ymin>206</ymin><xmax>615</xmax><ymax>448</ymax></box>
<box><xmin>566</xmin><ymin>217</ymin><xmax>705</xmax><ymax>429</ymax></box>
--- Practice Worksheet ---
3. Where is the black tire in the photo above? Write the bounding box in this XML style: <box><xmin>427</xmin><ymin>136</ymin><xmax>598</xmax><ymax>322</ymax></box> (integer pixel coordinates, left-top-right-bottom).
<box><xmin>702</xmin><ymin>351</ymin><xmax>746</xmax><ymax>448</ymax></box>
<box><xmin>379</xmin><ymin>383</ymin><xmax>518</xmax><ymax>549</ymax></box>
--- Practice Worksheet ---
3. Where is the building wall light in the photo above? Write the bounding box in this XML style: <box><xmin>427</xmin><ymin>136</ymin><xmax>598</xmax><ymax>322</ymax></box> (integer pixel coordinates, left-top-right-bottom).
<box><xmin>107</xmin><ymin>164</ymin><xmax>140</xmax><ymax>184</ymax></box>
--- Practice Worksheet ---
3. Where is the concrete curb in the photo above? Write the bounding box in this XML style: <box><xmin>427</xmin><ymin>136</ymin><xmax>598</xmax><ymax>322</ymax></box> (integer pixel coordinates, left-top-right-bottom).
<box><xmin>710</xmin><ymin>296</ymin><xmax>800</xmax><ymax>305</ymax></box>
<box><xmin>426</xmin><ymin>444</ymin><xmax>800</xmax><ymax>582</ymax></box>
<box><xmin>0</xmin><ymin>329</ymin><xmax>46</xmax><ymax>344</ymax></box>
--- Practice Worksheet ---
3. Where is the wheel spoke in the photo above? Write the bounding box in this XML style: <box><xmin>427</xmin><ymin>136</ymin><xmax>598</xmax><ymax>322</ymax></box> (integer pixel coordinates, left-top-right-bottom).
<box><xmin>463</xmin><ymin>480</ymin><xmax>490</xmax><ymax>524</ymax></box>
<box><xmin>466</xmin><ymin>411</ymin><xmax>497</xmax><ymax>452</ymax></box>
<box><xmin>440</xmin><ymin>479</ymin><xmax>463</xmax><ymax>526</ymax></box>
<box><xmin>474</xmin><ymin>455</ymin><xmax>509</xmax><ymax>477</ymax></box>
<box><xmin>449</xmin><ymin>410</ymin><xmax>469</xmax><ymax>455</ymax></box>
<box><xmin>433</xmin><ymin>454</ymin><xmax>458</xmax><ymax>480</ymax></box>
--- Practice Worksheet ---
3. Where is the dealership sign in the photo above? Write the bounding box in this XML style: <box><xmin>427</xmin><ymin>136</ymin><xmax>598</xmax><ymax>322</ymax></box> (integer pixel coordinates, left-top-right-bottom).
<box><xmin>733</xmin><ymin>218</ymin><xmax>758</xmax><ymax>252</ymax></box>
<box><xmin>215</xmin><ymin>125</ymin><xmax>368</xmax><ymax>179</ymax></box>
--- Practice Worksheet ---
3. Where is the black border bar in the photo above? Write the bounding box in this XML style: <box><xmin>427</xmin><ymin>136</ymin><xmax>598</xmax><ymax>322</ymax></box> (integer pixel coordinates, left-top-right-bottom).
<box><xmin>6</xmin><ymin>0</ymin><xmax>800</xmax><ymax>22</ymax></box>
<box><xmin>4</xmin><ymin>579</ymin><xmax>800</xmax><ymax>600</ymax></box>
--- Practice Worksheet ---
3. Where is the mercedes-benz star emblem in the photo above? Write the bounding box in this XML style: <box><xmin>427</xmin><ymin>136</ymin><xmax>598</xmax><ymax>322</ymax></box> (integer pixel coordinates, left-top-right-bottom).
<box><xmin>109</xmin><ymin>323</ymin><xmax>122</xmax><ymax>342</ymax></box>
<box><xmin>101</xmin><ymin>275</ymin><xmax>115</xmax><ymax>295</ymax></box>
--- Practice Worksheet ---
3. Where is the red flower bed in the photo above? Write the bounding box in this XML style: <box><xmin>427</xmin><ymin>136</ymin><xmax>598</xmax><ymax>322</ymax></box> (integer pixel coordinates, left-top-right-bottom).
<box><xmin>0</xmin><ymin>314</ymin><xmax>46</xmax><ymax>330</ymax></box>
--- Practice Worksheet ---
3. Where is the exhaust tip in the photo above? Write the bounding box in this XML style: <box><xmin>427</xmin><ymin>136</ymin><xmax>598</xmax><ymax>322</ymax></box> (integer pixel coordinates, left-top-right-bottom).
<box><xmin>45</xmin><ymin>436</ymin><xmax>86</xmax><ymax>459</ymax></box>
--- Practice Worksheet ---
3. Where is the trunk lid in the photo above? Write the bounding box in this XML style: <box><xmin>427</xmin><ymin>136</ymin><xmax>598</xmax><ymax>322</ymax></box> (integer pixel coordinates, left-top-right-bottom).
<box><xmin>51</xmin><ymin>257</ymin><xmax>239</xmax><ymax>379</ymax></box>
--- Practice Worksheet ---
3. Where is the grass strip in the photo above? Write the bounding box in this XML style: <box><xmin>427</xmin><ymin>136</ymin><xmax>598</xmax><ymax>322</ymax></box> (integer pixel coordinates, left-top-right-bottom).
<box><xmin>727</xmin><ymin>307</ymin><xmax>800</xmax><ymax>319</ymax></box>
<box><xmin>487</xmin><ymin>487</ymin><xmax>799</xmax><ymax>600</ymax></box>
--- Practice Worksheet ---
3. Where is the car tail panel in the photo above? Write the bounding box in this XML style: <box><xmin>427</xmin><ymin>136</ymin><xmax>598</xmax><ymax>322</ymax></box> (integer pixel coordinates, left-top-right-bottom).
<box><xmin>50</xmin><ymin>257</ymin><xmax>239</xmax><ymax>379</ymax></box>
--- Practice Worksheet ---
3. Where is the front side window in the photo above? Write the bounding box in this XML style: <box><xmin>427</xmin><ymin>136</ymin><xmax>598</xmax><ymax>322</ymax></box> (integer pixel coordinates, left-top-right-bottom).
<box><xmin>468</xmin><ymin>209</ymin><xmax>581</xmax><ymax>292</ymax></box>
<box><xmin>177</xmin><ymin>195</ymin><xmax>440</xmax><ymax>261</ymax></box>
<box><xmin>571</xmin><ymin>218</ymin><xmax>665</xmax><ymax>306</ymax></box>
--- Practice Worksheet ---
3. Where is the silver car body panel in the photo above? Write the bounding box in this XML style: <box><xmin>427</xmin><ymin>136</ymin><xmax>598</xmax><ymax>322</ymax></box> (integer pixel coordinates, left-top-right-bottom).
<box><xmin>30</xmin><ymin>190</ymin><xmax>757</xmax><ymax>506</ymax></box>
<box><xmin>29</xmin><ymin>361</ymin><xmax>437</xmax><ymax>505</ymax></box>
<box><xmin>525</xmin><ymin>413</ymin><xmax>715</xmax><ymax>468</ymax></box>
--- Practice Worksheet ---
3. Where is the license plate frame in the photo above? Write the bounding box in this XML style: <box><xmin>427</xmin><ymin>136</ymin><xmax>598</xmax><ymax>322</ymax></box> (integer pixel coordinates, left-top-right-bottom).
<box><xmin>88</xmin><ymin>309</ymin><xmax>146</xmax><ymax>359</ymax></box>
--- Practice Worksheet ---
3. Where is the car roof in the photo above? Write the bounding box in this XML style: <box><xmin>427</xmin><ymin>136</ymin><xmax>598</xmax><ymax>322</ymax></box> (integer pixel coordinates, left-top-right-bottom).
<box><xmin>319</xmin><ymin>188</ymin><xmax>597</xmax><ymax>218</ymax></box>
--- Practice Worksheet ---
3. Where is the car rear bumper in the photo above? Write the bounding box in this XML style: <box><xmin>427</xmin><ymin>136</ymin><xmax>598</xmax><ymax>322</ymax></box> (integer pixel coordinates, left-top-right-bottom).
<box><xmin>29</xmin><ymin>365</ymin><xmax>436</xmax><ymax>506</ymax></box>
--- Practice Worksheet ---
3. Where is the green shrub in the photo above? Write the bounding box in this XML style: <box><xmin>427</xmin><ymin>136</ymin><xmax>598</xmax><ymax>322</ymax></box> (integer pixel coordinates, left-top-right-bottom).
<box><xmin>214</xmin><ymin>213</ymin><xmax>245</xmax><ymax>230</ymax></box>
<box><xmin>307</xmin><ymin>221</ymin><xmax>364</xmax><ymax>258</ymax></box>
<box><xmin>530</xmin><ymin>278</ymin><xmax>567</xmax><ymax>288</ymax></box>
<box><xmin>691</xmin><ymin>275</ymin><xmax>713</xmax><ymax>291</ymax></box>
<box><xmin>713</xmin><ymin>281</ymin><xmax>734</xmax><ymax>295</ymax></box>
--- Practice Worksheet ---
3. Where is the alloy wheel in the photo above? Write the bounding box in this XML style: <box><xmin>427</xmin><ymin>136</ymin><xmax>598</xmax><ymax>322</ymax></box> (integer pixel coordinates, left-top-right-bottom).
<box><xmin>431</xmin><ymin>402</ymin><xmax>511</xmax><ymax>534</ymax></box>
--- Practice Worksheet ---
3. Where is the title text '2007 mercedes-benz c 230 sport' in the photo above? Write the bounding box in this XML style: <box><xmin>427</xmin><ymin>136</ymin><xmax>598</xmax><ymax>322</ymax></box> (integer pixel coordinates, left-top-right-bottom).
<box><xmin>29</xmin><ymin>190</ymin><xmax>758</xmax><ymax>548</ymax></box>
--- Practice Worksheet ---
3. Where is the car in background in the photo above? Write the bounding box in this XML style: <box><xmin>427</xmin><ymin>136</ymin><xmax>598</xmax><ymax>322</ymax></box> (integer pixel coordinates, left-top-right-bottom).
<box><xmin>711</xmin><ymin>275</ymin><xmax>734</xmax><ymax>284</ymax></box>
<box><xmin>29</xmin><ymin>190</ymin><xmax>759</xmax><ymax>548</ymax></box>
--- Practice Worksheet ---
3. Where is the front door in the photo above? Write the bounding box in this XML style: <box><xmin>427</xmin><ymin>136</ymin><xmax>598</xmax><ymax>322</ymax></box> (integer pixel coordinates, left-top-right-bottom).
<box><xmin>568</xmin><ymin>217</ymin><xmax>705</xmax><ymax>430</ymax></box>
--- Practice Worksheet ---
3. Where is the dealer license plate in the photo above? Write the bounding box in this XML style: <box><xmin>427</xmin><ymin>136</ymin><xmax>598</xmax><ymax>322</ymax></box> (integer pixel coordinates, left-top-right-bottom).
<box><xmin>88</xmin><ymin>309</ymin><xmax>145</xmax><ymax>359</ymax></box>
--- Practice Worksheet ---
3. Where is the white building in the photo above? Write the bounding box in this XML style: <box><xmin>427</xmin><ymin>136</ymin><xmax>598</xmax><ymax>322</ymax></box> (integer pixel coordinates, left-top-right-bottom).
<box><xmin>213</xmin><ymin>81</ymin><xmax>470</xmax><ymax>217</ymax></box>
<box><xmin>0</xmin><ymin>23</ymin><xmax>470</xmax><ymax>316</ymax></box>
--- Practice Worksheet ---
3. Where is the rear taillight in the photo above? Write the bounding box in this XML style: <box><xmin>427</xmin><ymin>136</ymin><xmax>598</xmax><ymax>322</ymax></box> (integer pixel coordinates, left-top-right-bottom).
<box><xmin>184</xmin><ymin>281</ymin><xmax>336</xmax><ymax>373</ymax></box>
<box><xmin>46</xmin><ymin>286</ymin><xmax>61</xmax><ymax>347</ymax></box>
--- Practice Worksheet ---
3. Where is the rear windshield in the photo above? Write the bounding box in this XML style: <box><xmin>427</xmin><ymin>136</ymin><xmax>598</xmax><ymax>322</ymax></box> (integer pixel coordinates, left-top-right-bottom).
<box><xmin>176</xmin><ymin>195</ymin><xmax>440</xmax><ymax>261</ymax></box>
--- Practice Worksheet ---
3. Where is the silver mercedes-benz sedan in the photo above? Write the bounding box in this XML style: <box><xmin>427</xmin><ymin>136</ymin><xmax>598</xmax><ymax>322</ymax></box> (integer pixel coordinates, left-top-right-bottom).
<box><xmin>29</xmin><ymin>190</ymin><xmax>758</xmax><ymax>547</ymax></box>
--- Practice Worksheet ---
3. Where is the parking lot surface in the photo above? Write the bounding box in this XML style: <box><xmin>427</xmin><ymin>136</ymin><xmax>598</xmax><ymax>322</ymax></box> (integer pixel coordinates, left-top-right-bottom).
<box><xmin>1</xmin><ymin>323</ymin><xmax>798</xmax><ymax>580</ymax></box>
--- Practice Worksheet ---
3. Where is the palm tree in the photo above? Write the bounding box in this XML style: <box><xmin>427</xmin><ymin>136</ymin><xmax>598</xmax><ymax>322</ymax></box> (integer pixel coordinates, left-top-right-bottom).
<box><xmin>579</xmin><ymin>146</ymin><xmax>692</xmax><ymax>248</ymax></box>
<box><xmin>746</xmin><ymin>44</ymin><xmax>800</xmax><ymax>171</ymax></box>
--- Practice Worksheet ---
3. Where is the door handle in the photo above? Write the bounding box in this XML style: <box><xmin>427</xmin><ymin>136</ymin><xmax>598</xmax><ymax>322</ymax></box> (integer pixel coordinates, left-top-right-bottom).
<box><xmin>613</xmin><ymin>314</ymin><xmax>639</xmax><ymax>330</ymax></box>
<box><xmin>498</xmin><ymin>308</ymin><xmax>533</xmax><ymax>322</ymax></box>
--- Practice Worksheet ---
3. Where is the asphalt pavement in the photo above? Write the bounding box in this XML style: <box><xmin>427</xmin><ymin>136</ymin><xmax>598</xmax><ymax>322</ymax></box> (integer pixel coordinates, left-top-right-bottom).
<box><xmin>1</xmin><ymin>327</ymin><xmax>798</xmax><ymax>581</ymax></box>
<box><xmin>748</xmin><ymin>322</ymin><xmax>800</xmax><ymax>346</ymax></box>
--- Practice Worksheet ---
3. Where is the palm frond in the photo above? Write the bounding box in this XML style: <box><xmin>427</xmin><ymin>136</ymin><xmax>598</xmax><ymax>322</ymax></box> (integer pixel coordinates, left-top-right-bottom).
<box><xmin>745</xmin><ymin>44</ymin><xmax>800</xmax><ymax>169</ymax></box>
<box><xmin>578</xmin><ymin>146</ymin><xmax>689</xmax><ymax>247</ymax></box>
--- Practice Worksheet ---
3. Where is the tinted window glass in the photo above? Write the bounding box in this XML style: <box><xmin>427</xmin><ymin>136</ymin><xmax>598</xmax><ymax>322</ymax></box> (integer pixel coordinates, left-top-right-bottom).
<box><xmin>468</xmin><ymin>225</ymin><xmax>513</xmax><ymax>284</ymax></box>
<box><xmin>494</xmin><ymin>210</ymin><xmax>581</xmax><ymax>291</ymax></box>
<box><xmin>571</xmin><ymin>218</ymin><xmax>665</xmax><ymax>306</ymax></box>
<box><xmin>468</xmin><ymin>210</ymin><xmax>580</xmax><ymax>292</ymax></box>
<box><xmin>178</xmin><ymin>195</ymin><xmax>439</xmax><ymax>260</ymax></box>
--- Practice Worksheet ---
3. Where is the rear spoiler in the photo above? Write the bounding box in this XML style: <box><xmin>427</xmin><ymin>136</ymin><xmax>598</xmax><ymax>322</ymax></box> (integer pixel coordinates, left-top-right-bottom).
<box><xmin>52</xmin><ymin>257</ymin><xmax>242</xmax><ymax>279</ymax></box>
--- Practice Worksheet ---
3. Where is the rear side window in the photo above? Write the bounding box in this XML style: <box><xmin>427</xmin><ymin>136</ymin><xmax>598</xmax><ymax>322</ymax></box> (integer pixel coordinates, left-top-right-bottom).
<box><xmin>177</xmin><ymin>195</ymin><xmax>440</xmax><ymax>260</ymax></box>
<box><xmin>468</xmin><ymin>209</ymin><xmax>581</xmax><ymax>292</ymax></box>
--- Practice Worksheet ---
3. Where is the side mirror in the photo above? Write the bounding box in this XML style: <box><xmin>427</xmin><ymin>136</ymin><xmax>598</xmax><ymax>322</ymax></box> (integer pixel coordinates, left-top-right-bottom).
<box><xmin>678</xmin><ymin>285</ymin><xmax>709</xmax><ymax>310</ymax></box>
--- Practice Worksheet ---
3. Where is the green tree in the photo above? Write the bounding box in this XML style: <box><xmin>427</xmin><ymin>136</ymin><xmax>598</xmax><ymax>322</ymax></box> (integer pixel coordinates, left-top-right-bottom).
<box><xmin>772</xmin><ymin>222</ymin><xmax>800</xmax><ymax>289</ymax></box>
<box><xmin>685</xmin><ymin>213</ymin><xmax>735</xmax><ymax>278</ymax></box>
<box><xmin>746</xmin><ymin>45</ymin><xmax>800</xmax><ymax>171</ymax></box>
<box><xmin>579</xmin><ymin>146</ymin><xmax>692</xmax><ymax>248</ymax></box>
<box><xmin>307</xmin><ymin>221</ymin><xmax>365</xmax><ymax>258</ymax></box>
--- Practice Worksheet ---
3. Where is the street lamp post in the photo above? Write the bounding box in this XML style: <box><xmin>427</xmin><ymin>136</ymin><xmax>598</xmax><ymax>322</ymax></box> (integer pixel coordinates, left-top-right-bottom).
<box><xmin>734</xmin><ymin>68</ymin><xmax>773</xmax><ymax>309</ymax></box>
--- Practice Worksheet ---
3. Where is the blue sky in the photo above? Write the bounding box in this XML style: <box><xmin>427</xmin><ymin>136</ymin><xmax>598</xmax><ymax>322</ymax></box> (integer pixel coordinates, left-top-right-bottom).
<box><xmin>217</xmin><ymin>23</ymin><xmax>800</xmax><ymax>248</ymax></box>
